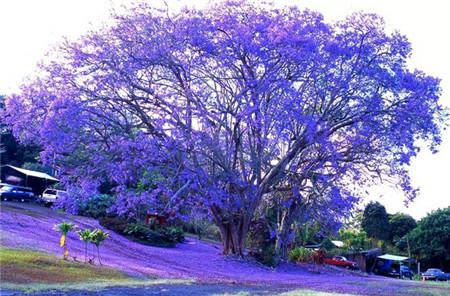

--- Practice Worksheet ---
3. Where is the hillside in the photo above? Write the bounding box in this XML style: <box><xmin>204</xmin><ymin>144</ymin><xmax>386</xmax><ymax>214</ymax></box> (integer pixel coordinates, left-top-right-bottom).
<box><xmin>1</xmin><ymin>202</ymin><xmax>449</xmax><ymax>295</ymax></box>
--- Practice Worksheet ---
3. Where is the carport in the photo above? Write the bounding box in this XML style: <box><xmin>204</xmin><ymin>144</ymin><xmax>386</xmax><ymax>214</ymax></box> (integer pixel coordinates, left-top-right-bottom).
<box><xmin>0</xmin><ymin>165</ymin><xmax>59</xmax><ymax>196</ymax></box>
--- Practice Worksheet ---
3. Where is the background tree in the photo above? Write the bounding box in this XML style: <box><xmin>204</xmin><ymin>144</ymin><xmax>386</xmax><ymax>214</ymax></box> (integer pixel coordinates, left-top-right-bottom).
<box><xmin>362</xmin><ymin>202</ymin><xmax>390</xmax><ymax>244</ymax></box>
<box><xmin>4</xmin><ymin>1</ymin><xmax>446</xmax><ymax>256</ymax></box>
<box><xmin>408</xmin><ymin>207</ymin><xmax>450</xmax><ymax>270</ymax></box>
<box><xmin>388</xmin><ymin>212</ymin><xmax>416</xmax><ymax>242</ymax></box>
<box><xmin>339</xmin><ymin>229</ymin><xmax>370</xmax><ymax>252</ymax></box>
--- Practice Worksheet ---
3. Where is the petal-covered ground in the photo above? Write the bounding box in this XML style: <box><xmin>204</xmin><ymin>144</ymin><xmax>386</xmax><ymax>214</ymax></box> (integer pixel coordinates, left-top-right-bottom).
<box><xmin>1</xmin><ymin>202</ymin><xmax>449</xmax><ymax>295</ymax></box>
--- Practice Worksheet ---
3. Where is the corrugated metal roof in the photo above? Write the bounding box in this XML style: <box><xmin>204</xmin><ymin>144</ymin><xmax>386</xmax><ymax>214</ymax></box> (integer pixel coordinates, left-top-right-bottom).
<box><xmin>331</xmin><ymin>240</ymin><xmax>345</xmax><ymax>248</ymax></box>
<box><xmin>378</xmin><ymin>254</ymin><xmax>409</xmax><ymax>261</ymax></box>
<box><xmin>4</xmin><ymin>165</ymin><xmax>59</xmax><ymax>181</ymax></box>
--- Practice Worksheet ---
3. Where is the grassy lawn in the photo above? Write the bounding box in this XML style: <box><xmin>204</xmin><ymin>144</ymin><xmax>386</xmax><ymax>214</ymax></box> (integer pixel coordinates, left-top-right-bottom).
<box><xmin>1</xmin><ymin>247</ymin><xmax>448</xmax><ymax>295</ymax></box>
<box><xmin>0</xmin><ymin>247</ymin><xmax>128</xmax><ymax>284</ymax></box>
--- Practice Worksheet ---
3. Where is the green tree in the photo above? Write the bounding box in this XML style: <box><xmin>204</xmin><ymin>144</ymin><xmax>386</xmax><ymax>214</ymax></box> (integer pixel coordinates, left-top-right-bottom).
<box><xmin>361</xmin><ymin>202</ymin><xmax>390</xmax><ymax>244</ymax></box>
<box><xmin>389</xmin><ymin>213</ymin><xmax>416</xmax><ymax>242</ymax></box>
<box><xmin>77</xmin><ymin>229</ymin><xmax>93</xmax><ymax>263</ymax></box>
<box><xmin>22</xmin><ymin>162</ymin><xmax>53</xmax><ymax>174</ymax></box>
<box><xmin>408</xmin><ymin>207</ymin><xmax>450</xmax><ymax>269</ymax></box>
<box><xmin>54</xmin><ymin>221</ymin><xmax>76</xmax><ymax>260</ymax></box>
<box><xmin>339</xmin><ymin>229</ymin><xmax>370</xmax><ymax>251</ymax></box>
<box><xmin>90</xmin><ymin>229</ymin><xmax>109</xmax><ymax>265</ymax></box>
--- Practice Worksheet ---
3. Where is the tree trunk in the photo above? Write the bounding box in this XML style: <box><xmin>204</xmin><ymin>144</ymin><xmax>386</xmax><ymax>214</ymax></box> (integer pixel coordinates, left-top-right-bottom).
<box><xmin>212</xmin><ymin>207</ymin><xmax>250</xmax><ymax>256</ymax></box>
<box><xmin>97</xmin><ymin>246</ymin><xmax>102</xmax><ymax>265</ymax></box>
<box><xmin>275</xmin><ymin>213</ymin><xmax>289</xmax><ymax>260</ymax></box>
<box><xmin>274</xmin><ymin>201</ymin><xmax>300</xmax><ymax>260</ymax></box>
<box><xmin>84</xmin><ymin>243</ymin><xmax>88</xmax><ymax>263</ymax></box>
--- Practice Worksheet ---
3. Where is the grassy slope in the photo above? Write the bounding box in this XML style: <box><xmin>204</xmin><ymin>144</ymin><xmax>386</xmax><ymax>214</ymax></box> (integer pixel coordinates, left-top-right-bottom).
<box><xmin>1</xmin><ymin>203</ymin><xmax>449</xmax><ymax>295</ymax></box>
<box><xmin>0</xmin><ymin>247</ymin><xmax>127</xmax><ymax>284</ymax></box>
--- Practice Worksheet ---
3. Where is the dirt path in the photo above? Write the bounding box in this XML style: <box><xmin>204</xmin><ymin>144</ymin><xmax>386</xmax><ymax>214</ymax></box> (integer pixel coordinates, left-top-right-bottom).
<box><xmin>1</xmin><ymin>202</ymin><xmax>449</xmax><ymax>295</ymax></box>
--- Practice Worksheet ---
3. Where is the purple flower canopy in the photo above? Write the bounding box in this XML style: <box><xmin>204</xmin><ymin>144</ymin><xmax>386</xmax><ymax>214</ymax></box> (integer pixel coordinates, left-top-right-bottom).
<box><xmin>4</xmin><ymin>0</ymin><xmax>446</xmax><ymax>253</ymax></box>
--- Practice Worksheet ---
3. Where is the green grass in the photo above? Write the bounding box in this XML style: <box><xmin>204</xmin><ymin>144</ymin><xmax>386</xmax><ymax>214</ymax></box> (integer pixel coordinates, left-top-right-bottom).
<box><xmin>0</xmin><ymin>247</ymin><xmax>128</xmax><ymax>284</ymax></box>
<box><xmin>280</xmin><ymin>290</ymin><xmax>353</xmax><ymax>296</ymax></box>
<box><xmin>2</xmin><ymin>279</ymin><xmax>194</xmax><ymax>293</ymax></box>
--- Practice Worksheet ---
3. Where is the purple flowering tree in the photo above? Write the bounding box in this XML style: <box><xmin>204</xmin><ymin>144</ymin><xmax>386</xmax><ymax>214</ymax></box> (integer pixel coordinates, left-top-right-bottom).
<box><xmin>4</xmin><ymin>1</ymin><xmax>445</xmax><ymax>255</ymax></box>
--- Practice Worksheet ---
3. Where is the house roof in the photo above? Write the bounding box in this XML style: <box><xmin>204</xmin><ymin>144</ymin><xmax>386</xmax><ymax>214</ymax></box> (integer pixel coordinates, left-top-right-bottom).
<box><xmin>331</xmin><ymin>240</ymin><xmax>345</xmax><ymax>248</ymax></box>
<box><xmin>3</xmin><ymin>165</ymin><xmax>59</xmax><ymax>181</ymax></box>
<box><xmin>377</xmin><ymin>254</ymin><xmax>409</xmax><ymax>261</ymax></box>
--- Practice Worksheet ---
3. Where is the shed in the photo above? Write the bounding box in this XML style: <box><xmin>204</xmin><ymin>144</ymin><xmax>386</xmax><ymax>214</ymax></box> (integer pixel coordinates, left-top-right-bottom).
<box><xmin>0</xmin><ymin>165</ymin><xmax>58</xmax><ymax>196</ymax></box>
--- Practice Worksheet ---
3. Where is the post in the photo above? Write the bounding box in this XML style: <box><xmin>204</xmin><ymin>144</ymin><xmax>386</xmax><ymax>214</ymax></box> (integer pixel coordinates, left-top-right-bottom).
<box><xmin>406</xmin><ymin>236</ymin><xmax>411</xmax><ymax>270</ymax></box>
<box><xmin>418</xmin><ymin>261</ymin><xmax>421</xmax><ymax>280</ymax></box>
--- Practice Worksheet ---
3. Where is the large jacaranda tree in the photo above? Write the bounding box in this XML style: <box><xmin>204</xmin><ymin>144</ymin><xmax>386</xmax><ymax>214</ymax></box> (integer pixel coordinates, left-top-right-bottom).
<box><xmin>4</xmin><ymin>1</ymin><xmax>446</xmax><ymax>255</ymax></box>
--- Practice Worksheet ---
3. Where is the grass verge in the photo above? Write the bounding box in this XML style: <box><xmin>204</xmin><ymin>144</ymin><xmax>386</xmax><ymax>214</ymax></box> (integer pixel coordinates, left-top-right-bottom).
<box><xmin>0</xmin><ymin>247</ymin><xmax>127</xmax><ymax>284</ymax></box>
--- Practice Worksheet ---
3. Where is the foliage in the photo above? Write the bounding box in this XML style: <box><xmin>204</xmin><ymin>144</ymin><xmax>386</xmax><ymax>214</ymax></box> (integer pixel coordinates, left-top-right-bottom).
<box><xmin>4</xmin><ymin>1</ymin><xmax>446</xmax><ymax>255</ymax></box>
<box><xmin>77</xmin><ymin>229</ymin><xmax>93</xmax><ymax>263</ymax></box>
<box><xmin>124</xmin><ymin>223</ymin><xmax>184</xmax><ymax>247</ymax></box>
<box><xmin>78</xmin><ymin>194</ymin><xmax>114</xmax><ymax>218</ymax></box>
<box><xmin>183</xmin><ymin>208</ymin><xmax>216</xmax><ymax>240</ymax></box>
<box><xmin>361</xmin><ymin>202</ymin><xmax>390</xmax><ymax>241</ymax></box>
<box><xmin>388</xmin><ymin>212</ymin><xmax>417</xmax><ymax>241</ymax></box>
<box><xmin>339</xmin><ymin>229</ymin><xmax>370</xmax><ymax>251</ymax></box>
<box><xmin>408</xmin><ymin>207</ymin><xmax>450</xmax><ymax>269</ymax></box>
<box><xmin>321</xmin><ymin>238</ymin><xmax>335</xmax><ymax>251</ymax></box>
<box><xmin>0</xmin><ymin>133</ymin><xmax>41</xmax><ymax>167</ymax></box>
<box><xmin>90</xmin><ymin>229</ymin><xmax>109</xmax><ymax>265</ymax></box>
<box><xmin>98</xmin><ymin>216</ymin><xmax>129</xmax><ymax>234</ymax></box>
<box><xmin>288</xmin><ymin>247</ymin><xmax>314</xmax><ymax>263</ymax></box>
<box><xmin>294</xmin><ymin>223</ymin><xmax>323</xmax><ymax>247</ymax></box>
<box><xmin>21</xmin><ymin>162</ymin><xmax>53</xmax><ymax>175</ymax></box>
<box><xmin>247</xmin><ymin>218</ymin><xmax>278</xmax><ymax>266</ymax></box>
<box><xmin>90</xmin><ymin>229</ymin><xmax>109</xmax><ymax>247</ymax></box>
<box><xmin>54</xmin><ymin>221</ymin><xmax>76</xmax><ymax>260</ymax></box>
<box><xmin>54</xmin><ymin>221</ymin><xmax>75</xmax><ymax>235</ymax></box>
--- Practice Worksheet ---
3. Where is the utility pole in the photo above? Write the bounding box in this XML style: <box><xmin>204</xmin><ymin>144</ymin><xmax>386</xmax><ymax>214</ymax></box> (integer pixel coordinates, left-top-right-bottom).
<box><xmin>406</xmin><ymin>236</ymin><xmax>412</xmax><ymax>270</ymax></box>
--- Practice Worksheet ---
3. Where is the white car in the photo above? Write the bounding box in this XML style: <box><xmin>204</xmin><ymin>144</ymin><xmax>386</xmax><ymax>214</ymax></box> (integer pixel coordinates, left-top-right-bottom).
<box><xmin>41</xmin><ymin>188</ymin><xmax>67</xmax><ymax>204</ymax></box>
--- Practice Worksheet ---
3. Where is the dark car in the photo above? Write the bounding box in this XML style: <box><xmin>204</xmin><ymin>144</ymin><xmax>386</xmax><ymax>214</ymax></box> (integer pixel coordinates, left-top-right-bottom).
<box><xmin>0</xmin><ymin>184</ymin><xmax>34</xmax><ymax>202</ymax></box>
<box><xmin>324</xmin><ymin>256</ymin><xmax>358</xmax><ymax>269</ymax></box>
<box><xmin>422</xmin><ymin>268</ymin><xmax>449</xmax><ymax>281</ymax></box>
<box><xmin>400</xmin><ymin>265</ymin><xmax>413</xmax><ymax>280</ymax></box>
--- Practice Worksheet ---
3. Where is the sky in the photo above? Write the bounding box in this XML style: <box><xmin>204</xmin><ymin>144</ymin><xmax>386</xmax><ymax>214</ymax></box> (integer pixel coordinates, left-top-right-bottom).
<box><xmin>0</xmin><ymin>0</ymin><xmax>449</xmax><ymax>219</ymax></box>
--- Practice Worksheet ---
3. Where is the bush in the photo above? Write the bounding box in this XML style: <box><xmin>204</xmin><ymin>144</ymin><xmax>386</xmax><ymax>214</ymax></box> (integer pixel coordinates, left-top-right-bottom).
<box><xmin>184</xmin><ymin>221</ymin><xmax>221</xmax><ymax>241</ymax></box>
<box><xmin>124</xmin><ymin>223</ymin><xmax>184</xmax><ymax>247</ymax></box>
<box><xmin>98</xmin><ymin>217</ymin><xmax>128</xmax><ymax>234</ymax></box>
<box><xmin>79</xmin><ymin>194</ymin><xmax>114</xmax><ymax>218</ymax></box>
<box><xmin>247</xmin><ymin>218</ymin><xmax>278</xmax><ymax>266</ymax></box>
<box><xmin>289</xmin><ymin>247</ymin><xmax>314</xmax><ymax>263</ymax></box>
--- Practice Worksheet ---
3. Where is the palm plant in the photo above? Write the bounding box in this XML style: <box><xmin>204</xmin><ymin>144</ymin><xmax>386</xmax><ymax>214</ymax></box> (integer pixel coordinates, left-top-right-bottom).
<box><xmin>77</xmin><ymin>229</ymin><xmax>93</xmax><ymax>263</ymax></box>
<box><xmin>54</xmin><ymin>221</ymin><xmax>75</xmax><ymax>260</ymax></box>
<box><xmin>90</xmin><ymin>229</ymin><xmax>109</xmax><ymax>265</ymax></box>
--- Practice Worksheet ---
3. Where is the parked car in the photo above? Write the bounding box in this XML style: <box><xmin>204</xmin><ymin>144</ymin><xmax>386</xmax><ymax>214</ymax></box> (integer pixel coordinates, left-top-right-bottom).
<box><xmin>422</xmin><ymin>268</ymin><xmax>449</xmax><ymax>281</ymax></box>
<box><xmin>324</xmin><ymin>256</ymin><xmax>358</xmax><ymax>269</ymax></box>
<box><xmin>400</xmin><ymin>265</ymin><xmax>413</xmax><ymax>280</ymax></box>
<box><xmin>0</xmin><ymin>184</ymin><xmax>34</xmax><ymax>202</ymax></box>
<box><xmin>40</xmin><ymin>188</ymin><xmax>67</xmax><ymax>204</ymax></box>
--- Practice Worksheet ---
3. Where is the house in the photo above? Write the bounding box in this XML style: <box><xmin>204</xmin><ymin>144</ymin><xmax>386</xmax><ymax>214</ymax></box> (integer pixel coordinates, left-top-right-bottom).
<box><xmin>0</xmin><ymin>165</ymin><xmax>58</xmax><ymax>196</ymax></box>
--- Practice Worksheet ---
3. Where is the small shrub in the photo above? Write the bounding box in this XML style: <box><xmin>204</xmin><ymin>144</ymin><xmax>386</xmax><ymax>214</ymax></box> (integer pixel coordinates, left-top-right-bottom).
<box><xmin>160</xmin><ymin>226</ymin><xmax>185</xmax><ymax>243</ymax></box>
<box><xmin>98</xmin><ymin>217</ymin><xmax>128</xmax><ymax>234</ymax></box>
<box><xmin>124</xmin><ymin>223</ymin><xmax>184</xmax><ymax>247</ymax></box>
<box><xmin>289</xmin><ymin>247</ymin><xmax>314</xmax><ymax>263</ymax></box>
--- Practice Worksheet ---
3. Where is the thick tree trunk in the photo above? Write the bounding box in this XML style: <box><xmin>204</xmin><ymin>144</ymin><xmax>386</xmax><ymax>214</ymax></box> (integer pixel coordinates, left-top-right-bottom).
<box><xmin>211</xmin><ymin>206</ymin><xmax>250</xmax><ymax>256</ymax></box>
